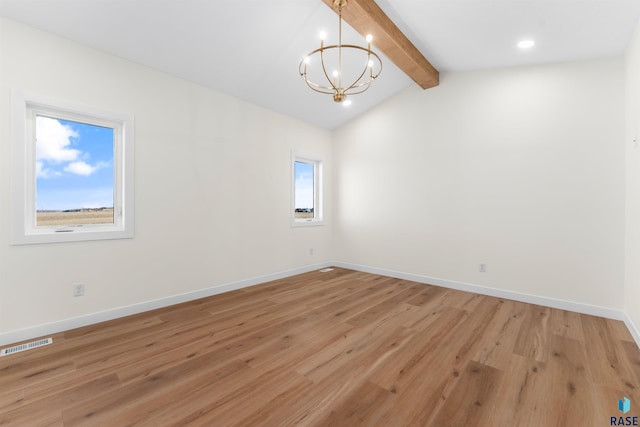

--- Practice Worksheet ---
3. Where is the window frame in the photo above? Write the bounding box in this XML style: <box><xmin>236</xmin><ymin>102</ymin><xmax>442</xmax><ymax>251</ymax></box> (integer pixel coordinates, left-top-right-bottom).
<box><xmin>11</xmin><ymin>91</ymin><xmax>134</xmax><ymax>245</ymax></box>
<box><xmin>291</xmin><ymin>154</ymin><xmax>323</xmax><ymax>227</ymax></box>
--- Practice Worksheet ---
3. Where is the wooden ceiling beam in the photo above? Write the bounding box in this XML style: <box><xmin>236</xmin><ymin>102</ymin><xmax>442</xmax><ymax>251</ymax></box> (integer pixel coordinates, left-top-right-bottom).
<box><xmin>322</xmin><ymin>0</ymin><xmax>439</xmax><ymax>89</ymax></box>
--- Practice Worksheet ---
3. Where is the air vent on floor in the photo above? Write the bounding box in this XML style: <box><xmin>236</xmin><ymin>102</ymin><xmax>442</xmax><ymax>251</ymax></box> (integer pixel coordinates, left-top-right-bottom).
<box><xmin>0</xmin><ymin>337</ymin><xmax>52</xmax><ymax>357</ymax></box>
<box><xmin>319</xmin><ymin>268</ymin><xmax>334</xmax><ymax>273</ymax></box>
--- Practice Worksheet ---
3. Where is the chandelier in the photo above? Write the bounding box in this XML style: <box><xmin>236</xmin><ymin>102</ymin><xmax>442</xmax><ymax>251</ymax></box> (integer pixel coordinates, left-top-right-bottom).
<box><xmin>299</xmin><ymin>0</ymin><xmax>382</xmax><ymax>104</ymax></box>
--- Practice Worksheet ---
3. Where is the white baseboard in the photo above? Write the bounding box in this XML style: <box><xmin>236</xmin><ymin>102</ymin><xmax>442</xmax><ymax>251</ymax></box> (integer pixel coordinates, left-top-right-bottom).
<box><xmin>623</xmin><ymin>312</ymin><xmax>640</xmax><ymax>349</ymax></box>
<box><xmin>0</xmin><ymin>261</ymin><xmax>332</xmax><ymax>347</ymax></box>
<box><xmin>334</xmin><ymin>261</ymin><xmax>627</xmax><ymax>321</ymax></box>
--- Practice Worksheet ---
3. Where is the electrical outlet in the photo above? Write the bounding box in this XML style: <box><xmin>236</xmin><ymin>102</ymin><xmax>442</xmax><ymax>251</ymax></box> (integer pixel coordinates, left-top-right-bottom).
<box><xmin>479</xmin><ymin>263</ymin><xmax>487</xmax><ymax>273</ymax></box>
<box><xmin>73</xmin><ymin>283</ymin><xmax>85</xmax><ymax>297</ymax></box>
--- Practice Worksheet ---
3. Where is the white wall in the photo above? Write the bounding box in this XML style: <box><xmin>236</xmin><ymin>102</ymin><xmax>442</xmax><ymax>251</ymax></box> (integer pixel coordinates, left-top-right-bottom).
<box><xmin>334</xmin><ymin>58</ymin><xmax>625</xmax><ymax>311</ymax></box>
<box><xmin>0</xmin><ymin>18</ymin><xmax>333</xmax><ymax>342</ymax></box>
<box><xmin>625</xmin><ymin>17</ymin><xmax>640</xmax><ymax>339</ymax></box>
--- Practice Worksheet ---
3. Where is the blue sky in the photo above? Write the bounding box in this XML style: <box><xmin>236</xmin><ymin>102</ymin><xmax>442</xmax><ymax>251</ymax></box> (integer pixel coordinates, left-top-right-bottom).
<box><xmin>35</xmin><ymin>116</ymin><xmax>114</xmax><ymax>211</ymax></box>
<box><xmin>294</xmin><ymin>161</ymin><xmax>314</xmax><ymax>209</ymax></box>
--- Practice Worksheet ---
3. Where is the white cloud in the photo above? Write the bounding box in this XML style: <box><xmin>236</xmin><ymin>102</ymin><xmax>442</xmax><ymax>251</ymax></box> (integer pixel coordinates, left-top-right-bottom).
<box><xmin>35</xmin><ymin>160</ymin><xmax>48</xmax><ymax>178</ymax></box>
<box><xmin>64</xmin><ymin>161</ymin><xmax>97</xmax><ymax>176</ymax></box>
<box><xmin>36</xmin><ymin>116</ymin><xmax>80</xmax><ymax>163</ymax></box>
<box><xmin>36</xmin><ymin>117</ymin><xmax>109</xmax><ymax>179</ymax></box>
<box><xmin>35</xmin><ymin>160</ymin><xmax>61</xmax><ymax>178</ymax></box>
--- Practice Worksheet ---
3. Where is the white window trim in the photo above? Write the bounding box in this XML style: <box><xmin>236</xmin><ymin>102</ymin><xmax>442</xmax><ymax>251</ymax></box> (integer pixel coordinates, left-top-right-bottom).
<box><xmin>11</xmin><ymin>90</ymin><xmax>134</xmax><ymax>245</ymax></box>
<box><xmin>291</xmin><ymin>153</ymin><xmax>324</xmax><ymax>227</ymax></box>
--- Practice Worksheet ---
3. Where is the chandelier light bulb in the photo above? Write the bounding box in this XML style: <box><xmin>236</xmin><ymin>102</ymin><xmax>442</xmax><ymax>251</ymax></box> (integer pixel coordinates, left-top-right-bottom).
<box><xmin>368</xmin><ymin>60</ymin><xmax>374</xmax><ymax>68</ymax></box>
<box><xmin>319</xmin><ymin>31</ymin><xmax>327</xmax><ymax>41</ymax></box>
<box><xmin>343</xmin><ymin>99</ymin><xmax>352</xmax><ymax>107</ymax></box>
<box><xmin>304</xmin><ymin>56</ymin><xmax>310</xmax><ymax>64</ymax></box>
<box><xmin>366</xmin><ymin>34</ymin><xmax>373</xmax><ymax>43</ymax></box>
<box><xmin>332</xmin><ymin>70</ymin><xmax>339</xmax><ymax>77</ymax></box>
<box><xmin>518</xmin><ymin>40</ymin><xmax>535</xmax><ymax>49</ymax></box>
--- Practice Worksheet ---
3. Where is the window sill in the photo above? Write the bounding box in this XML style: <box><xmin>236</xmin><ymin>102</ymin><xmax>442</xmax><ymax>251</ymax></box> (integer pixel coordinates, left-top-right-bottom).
<box><xmin>11</xmin><ymin>227</ymin><xmax>134</xmax><ymax>245</ymax></box>
<box><xmin>291</xmin><ymin>219</ymin><xmax>325</xmax><ymax>228</ymax></box>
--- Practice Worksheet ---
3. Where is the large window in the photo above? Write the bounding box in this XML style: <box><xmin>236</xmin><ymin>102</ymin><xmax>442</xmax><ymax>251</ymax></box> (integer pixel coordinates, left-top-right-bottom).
<box><xmin>292</xmin><ymin>156</ymin><xmax>323</xmax><ymax>225</ymax></box>
<box><xmin>11</xmin><ymin>92</ymin><xmax>134</xmax><ymax>244</ymax></box>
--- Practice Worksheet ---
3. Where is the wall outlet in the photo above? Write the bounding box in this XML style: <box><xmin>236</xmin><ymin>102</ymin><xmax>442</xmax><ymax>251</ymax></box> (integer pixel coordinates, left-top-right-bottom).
<box><xmin>479</xmin><ymin>263</ymin><xmax>487</xmax><ymax>273</ymax></box>
<box><xmin>73</xmin><ymin>283</ymin><xmax>85</xmax><ymax>297</ymax></box>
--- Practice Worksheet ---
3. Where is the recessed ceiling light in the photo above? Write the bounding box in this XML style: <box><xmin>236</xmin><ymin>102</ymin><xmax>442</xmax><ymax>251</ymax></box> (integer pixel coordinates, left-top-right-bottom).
<box><xmin>518</xmin><ymin>40</ymin><xmax>535</xmax><ymax>49</ymax></box>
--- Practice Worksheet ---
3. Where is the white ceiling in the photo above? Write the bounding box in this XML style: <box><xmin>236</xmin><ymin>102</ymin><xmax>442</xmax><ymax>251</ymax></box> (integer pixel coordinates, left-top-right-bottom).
<box><xmin>1</xmin><ymin>0</ymin><xmax>640</xmax><ymax>129</ymax></box>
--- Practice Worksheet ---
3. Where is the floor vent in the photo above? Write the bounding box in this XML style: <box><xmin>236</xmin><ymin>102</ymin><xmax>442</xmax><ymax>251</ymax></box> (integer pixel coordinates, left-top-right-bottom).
<box><xmin>319</xmin><ymin>268</ymin><xmax>334</xmax><ymax>273</ymax></box>
<box><xmin>1</xmin><ymin>337</ymin><xmax>53</xmax><ymax>357</ymax></box>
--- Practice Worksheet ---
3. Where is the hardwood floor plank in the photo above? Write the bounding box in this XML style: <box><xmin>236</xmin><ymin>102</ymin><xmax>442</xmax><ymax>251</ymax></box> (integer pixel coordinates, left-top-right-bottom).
<box><xmin>0</xmin><ymin>388</ymin><xmax>24</xmax><ymax>415</ymax></box>
<box><xmin>63</xmin><ymin>313</ymin><xmax>163</xmax><ymax>341</ymax></box>
<box><xmin>178</xmin><ymin>369</ymin><xmax>312</xmax><ymax>427</ymax></box>
<box><xmin>610</xmin><ymin>319</ymin><xmax>637</xmax><ymax>343</ymax></box>
<box><xmin>0</xmin><ymin>405</ymin><xmax>63</xmax><ymax>427</ymax></box>
<box><xmin>368</xmin><ymin>306</ymin><xmax>468</xmax><ymax>393</ymax></box>
<box><xmin>310</xmin><ymin>380</ymin><xmax>397</xmax><ymax>426</ymax></box>
<box><xmin>581</xmin><ymin>314</ymin><xmax>639</xmax><ymax>398</ymax></box>
<box><xmin>1</xmin><ymin>357</ymin><xmax>76</xmax><ymax>391</ymax></box>
<box><xmin>2</xmin><ymin>374</ymin><xmax>121</xmax><ymax>425</ymax></box>
<box><xmin>485</xmin><ymin>354</ymin><xmax>548</xmax><ymax>427</ymax></box>
<box><xmin>227</xmin><ymin>373</ymin><xmax>317</xmax><ymax>427</ymax></box>
<box><xmin>430</xmin><ymin>360</ymin><xmax>503</xmax><ymax>427</ymax></box>
<box><xmin>344</xmin><ymin>282</ymin><xmax>426</xmax><ymax>328</ymax></box>
<box><xmin>549</xmin><ymin>308</ymin><xmax>585</xmax><ymax>341</ymax></box>
<box><xmin>62</xmin><ymin>355</ymin><xmax>248</xmax><ymax>425</ymax></box>
<box><xmin>405</xmin><ymin>283</ymin><xmax>449</xmax><ymax>307</ymax></box>
<box><xmin>443</xmin><ymin>297</ymin><xmax>503</xmax><ymax>371</ymax></box>
<box><xmin>623</xmin><ymin>339</ymin><xmax>640</xmax><ymax>385</ymax></box>
<box><xmin>473</xmin><ymin>299</ymin><xmax>526</xmax><ymax>369</ymax></box>
<box><xmin>543</xmin><ymin>335</ymin><xmax>595</xmax><ymax>426</ymax></box>
<box><xmin>240</xmin><ymin>321</ymin><xmax>354</xmax><ymax>370</ymax></box>
<box><xmin>513</xmin><ymin>304</ymin><xmax>551</xmax><ymax>362</ymax></box>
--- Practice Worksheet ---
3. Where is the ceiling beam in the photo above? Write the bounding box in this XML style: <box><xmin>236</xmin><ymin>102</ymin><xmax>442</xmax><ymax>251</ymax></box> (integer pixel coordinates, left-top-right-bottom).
<box><xmin>322</xmin><ymin>0</ymin><xmax>439</xmax><ymax>89</ymax></box>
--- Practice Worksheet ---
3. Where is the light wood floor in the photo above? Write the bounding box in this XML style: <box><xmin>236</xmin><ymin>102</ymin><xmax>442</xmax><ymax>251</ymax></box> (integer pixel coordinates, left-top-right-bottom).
<box><xmin>1</xmin><ymin>268</ymin><xmax>639</xmax><ymax>426</ymax></box>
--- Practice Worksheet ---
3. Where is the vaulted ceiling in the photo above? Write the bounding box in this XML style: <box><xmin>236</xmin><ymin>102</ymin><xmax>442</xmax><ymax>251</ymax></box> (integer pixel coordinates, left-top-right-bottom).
<box><xmin>2</xmin><ymin>0</ymin><xmax>639</xmax><ymax>129</ymax></box>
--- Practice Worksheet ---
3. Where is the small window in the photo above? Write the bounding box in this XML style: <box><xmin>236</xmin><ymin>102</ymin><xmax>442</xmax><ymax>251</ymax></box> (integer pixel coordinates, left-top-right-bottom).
<box><xmin>292</xmin><ymin>156</ymin><xmax>323</xmax><ymax>225</ymax></box>
<box><xmin>11</xmin><ymin>91</ymin><xmax>134</xmax><ymax>244</ymax></box>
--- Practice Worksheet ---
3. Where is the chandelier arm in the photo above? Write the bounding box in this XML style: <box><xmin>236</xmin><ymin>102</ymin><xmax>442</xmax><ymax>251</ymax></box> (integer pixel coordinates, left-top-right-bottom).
<box><xmin>345</xmin><ymin>47</ymin><xmax>382</xmax><ymax>76</ymax></box>
<box><xmin>342</xmin><ymin>51</ymin><xmax>382</xmax><ymax>94</ymax></box>
<box><xmin>343</xmin><ymin>81</ymin><xmax>374</xmax><ymax>96</ymax></box>
<box><xmin>299</xmin><ymin>49</ymin><xmax>338</xmax><ymax>93</ymax></box>
<box><xmin>304</xmin><ymin>78</ymin><xmax>339</xmax><ymax>94</ymax></box>
<box><xmin>320</xmin><ymin>46</ymin><xmax>339</xmax><ymax>91</ymax></box>
<box><xmin>342</xmin><ymin>63</ymin><xmax>371</xmax><ymax>93</ymax></box>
